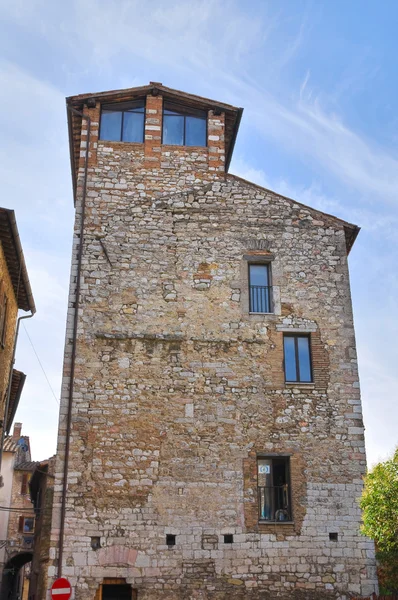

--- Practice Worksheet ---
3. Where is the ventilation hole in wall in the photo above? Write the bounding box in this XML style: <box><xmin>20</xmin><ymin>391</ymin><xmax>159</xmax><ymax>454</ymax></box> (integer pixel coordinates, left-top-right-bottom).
<box><xmin>224</xmin><ymin>534</ymin><xmax>234</xmax><ymax>544</ymax></box>
<box><xmin>329</xmin><ymin>532</ymin><xmax>338</xmax><ymax>541</ymax></box>
<box><xmin>91</xmin><ymin>536</ymin><xmax>101</xmax><ymax>550</ymax></box>
<box><xmin>166</xmin><ymin>534</ymin><xmax>176</xmax><ymax>546</ymax></box>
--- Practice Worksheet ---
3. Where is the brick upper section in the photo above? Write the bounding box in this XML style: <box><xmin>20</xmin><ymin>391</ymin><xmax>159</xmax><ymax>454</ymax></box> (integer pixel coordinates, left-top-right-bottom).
<box><xmin>66</xmin><ymin>82</ymin><xmax>243</xmax><ymax>199</ymax></box>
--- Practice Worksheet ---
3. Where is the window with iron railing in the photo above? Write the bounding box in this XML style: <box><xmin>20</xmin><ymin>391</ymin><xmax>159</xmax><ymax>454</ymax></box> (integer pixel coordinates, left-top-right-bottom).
<box><xmin>258</xmin><ymin>457</ymin><xmax>291</xmax><ymax>522</ymax></box>
<box><xmin>248</xmin><ymin>264</ymin><xmax>272</xmax><ymax>313</ymax></box>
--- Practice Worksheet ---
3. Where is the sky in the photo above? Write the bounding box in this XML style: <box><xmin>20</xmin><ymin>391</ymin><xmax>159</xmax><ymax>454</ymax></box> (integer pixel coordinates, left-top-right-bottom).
<box><xmin>0</xmin><ymin>0</ymin><xmax>397</xmax><ymax>467</ymax></box>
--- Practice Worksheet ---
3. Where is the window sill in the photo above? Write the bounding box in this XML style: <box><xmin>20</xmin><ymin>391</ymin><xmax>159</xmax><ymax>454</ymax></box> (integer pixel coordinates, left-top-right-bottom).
<box><xmin>259</xmin><ymin>521</ymin><xmax>294</xmax><ymax>525</ymax></box>
<box><xmin>98</xmin><ymin>140</ymin><xmax>144</xmax><ymax>147</ymax></box>
<box><xmin>249</xmin><ymin>312</ymin><xmax>275</xmax><ymax>316</ymax></box>
<box><xmin>161</xmin><ymin>144</ymin><xmax>208</xmax><ymax>150</ymax></box>
<box><xmin>285</xmin><ymin>382</ymin><xmax>315</xmax><ymax>389</ymax></box>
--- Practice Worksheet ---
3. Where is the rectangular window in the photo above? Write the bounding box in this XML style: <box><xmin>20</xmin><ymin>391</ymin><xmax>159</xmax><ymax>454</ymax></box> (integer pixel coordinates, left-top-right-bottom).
<box><xmin>283</xmin><ymin>334</ymin><xmax>312</xmax><ymax>382</ymax></box>
<box><xmin>163</xmin><ymin>102</ymin><xmax>207</xmax><ymax>147</ymax></box>
<box><xmin>19</xmin><ymin>517</ymin><xmax>34</xmax><ymax>533</ymax></box>
<box><xmin>22</xmin><ymin>536</ymin><xmax>34</xmax><ymax>549</ymax></box>
<box><xmin>18</xmin><ymin>516</ymin><xmax>34</xmax><ymax>533</ymax></box>
<box><xmin>258</xmin><ymin>457</ymin><xmax>291</xmax><ymax>522</ymax></box>
<box><xmin>99</xmin><ymin>101</ymin><xmax>145</xmax><ymax>143</ymax></box>
<box><xmin>21</xmin><ymin>473</ymin><xmax>29</xmax><ymax>495</ymax></box>
<box><xmin>248</xmin><ymin>264</ymin><xmax>272</xmax><ymax>313</ymax></box>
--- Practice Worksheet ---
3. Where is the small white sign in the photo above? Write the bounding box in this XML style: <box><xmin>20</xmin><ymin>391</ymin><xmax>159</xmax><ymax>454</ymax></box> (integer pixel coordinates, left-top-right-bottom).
<box><xmin>258</xmin><ymin>465</ymin><xmax>270</xmax><ymax>474</ymax></box>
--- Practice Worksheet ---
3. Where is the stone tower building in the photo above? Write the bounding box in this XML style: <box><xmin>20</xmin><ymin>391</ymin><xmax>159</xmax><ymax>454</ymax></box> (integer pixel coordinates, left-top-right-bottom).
<box><xmin>48</xmin><ymin>83</ymin><xmax>378</xmax><ymax>599</ymax></box>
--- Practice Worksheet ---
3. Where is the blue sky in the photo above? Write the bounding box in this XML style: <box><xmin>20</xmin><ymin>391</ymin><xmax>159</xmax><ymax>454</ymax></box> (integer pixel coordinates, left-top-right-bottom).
<box><xmin>0</xmin><ymin>0</ymin><xmax>397</xmax><ymax>466</ymax></box>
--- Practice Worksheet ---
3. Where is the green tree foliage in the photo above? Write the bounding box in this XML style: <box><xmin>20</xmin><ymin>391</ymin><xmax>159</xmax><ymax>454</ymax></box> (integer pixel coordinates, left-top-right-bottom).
<box><xmin>360</xmin><ymin>448</ymin><xmax>398</xmax><ymax>593</ymax></box>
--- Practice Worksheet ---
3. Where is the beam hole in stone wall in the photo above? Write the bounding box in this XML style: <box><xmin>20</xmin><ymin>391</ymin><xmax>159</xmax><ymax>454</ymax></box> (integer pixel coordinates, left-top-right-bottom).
<box><xmin>91</xmin><ymin>536</ymin><xmax>101</xmax><ymax>550</ymax></box>
<box><xmin>223</xmin><ymin>534</ymin><xmax>234</xmax><ymax>544</ymax></box>
<box><xmin>329</xmin><ymin>532</ymin><xmax>338</xmax><ymax>541</ymax></box>
<box><xmin>166</xmin><ymin>534</ymin><xmax>176</xmax><ymax>547</ymax></box>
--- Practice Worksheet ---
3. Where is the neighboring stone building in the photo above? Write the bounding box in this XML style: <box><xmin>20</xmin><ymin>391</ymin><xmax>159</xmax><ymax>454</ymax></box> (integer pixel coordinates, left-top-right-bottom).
<box><xmin>0</xmin><ymin>208</ymin><xmax>36</xmax><ymax>481</ymax></box>
<box><xmin>29</xmin><ymin>455</ymin><xmax>56</xmax><ymax>600</ymax></box>
<box><xmin>0</xmin><ymin>423</ymin><xmax>37</xmax><ymax>599</ymax></box>
<box><xmin>48</xmin><ymin>83</ymin><xmax>378</xmax><ymax>599</ymax></box>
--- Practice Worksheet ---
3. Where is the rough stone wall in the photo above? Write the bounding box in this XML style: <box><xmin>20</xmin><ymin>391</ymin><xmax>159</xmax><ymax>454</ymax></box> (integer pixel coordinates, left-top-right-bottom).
<box><xmin>0</xmin><ymin>243</ymin><xmax>18</xmax><ymax>425</ymax></box>
<box><xmin>48</xmin><ymin>91</ymin><xmax>378</xmax><ymax>600</ymax></box>
<box><xmin>29</xmin><ymin>458</ymin><xmax>55</xmax><ymax>600</ymax></box>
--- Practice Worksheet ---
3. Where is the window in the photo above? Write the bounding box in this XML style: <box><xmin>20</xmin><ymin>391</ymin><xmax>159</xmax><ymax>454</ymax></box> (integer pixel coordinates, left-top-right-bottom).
<box><xmin>22</xmin><ymin>536</ymin><xmax>34</xmax><ymax>549</ymax></box>
<box><xmin>21</xmin><ymin>473</ymin><xmax>29</xmax><ymax>495</ymax></box>
<box><xmin>99</xmin><ymin>101</ymin><xmax>145</xmax><ymax>143</ymax></box>
<box><xmin>257</xmin><ymin>457</ymin><xmax>291</xmax><ymax>522</ymax></box>
<box><xmin>283</xmin><ymin>334</ymin><xmax>312</xmax><ymax>383</ymax></box>
<box><xmin>248</xmin><ymin>264</ymin><xmax>272</xmax><ymax>313</ymax></box>
<box><xmin>163</xmin><ymin>102</ymin><xmax>206</xmax><ymax>146</ymax></box>
<box><xmin>18</xmin><ymin>516</ymin><xmax>34</xmax><ymax>533</ymax></box>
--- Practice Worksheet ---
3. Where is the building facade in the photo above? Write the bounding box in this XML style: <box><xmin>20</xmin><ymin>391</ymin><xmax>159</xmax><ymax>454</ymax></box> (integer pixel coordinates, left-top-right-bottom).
<box><xmin>0</xmin><ymin>208</ymin><xmax>36</xmax><ymax>483</ymax></box>
<box><xmin>0</xmin><ymin>423</ymin><xmax>37</xmax><ymax>599</ymax></box>
<box><xmin>29</xmin><ymin>455</ymin><xmax>55</xmax><ymax>600</ymax></box>
<box><xmin>48</xmin><ymin>83</ymin><xmax>378</xmax><ymax>599</ymax></box>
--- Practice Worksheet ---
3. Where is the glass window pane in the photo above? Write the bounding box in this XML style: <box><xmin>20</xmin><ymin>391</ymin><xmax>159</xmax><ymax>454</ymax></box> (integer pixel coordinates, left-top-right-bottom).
<box><xmin>23</xmin><ymin>518</ymin><xmax>34</xmax><ymax>532</ymax></box>
<box><xmin>123</xmin><ymin>111</ymin><xmax>144</xmax><ymax>142</ymax></box>
<box><xmin>163</xmin><ymin>115</ymin><xmax>184</xmax><ymax>145</ymax></box>
<box><xmin>249</xmin><ymin>265</ymin><xmax>269</xmax><ymax>286</ymax></box>
<box><xmin>297</xmin><ymin>337</ymin><xmax>312</xmax><ymax>382</ymax></box>
<box><xmin>186</xmin><ymin>116</ymin><xmax>206</xmax><ymax>146</ymax></box>
<box><xmin>100</xmin><ymin>110</ymin><xmax>122</xmax><ymax>141</ymax></box>
<box><xmin>284</xmin><ymin>337</ymin><xmax>297</xmax><ymax>381</ymax></box>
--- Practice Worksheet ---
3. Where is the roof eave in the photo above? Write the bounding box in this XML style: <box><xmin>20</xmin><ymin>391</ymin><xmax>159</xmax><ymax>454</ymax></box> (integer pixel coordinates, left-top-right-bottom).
<box><xmin>66</xmin><ymin>104</ymin><xmax>78</xmax><ymax>207</ymax></box>
<box><xmin>0</xmin><ymin>210</ymin><xmax>36</xmax><ymax>313</ymax></box>
<box><xmin>227</xmin><ymin>174</ymin><xmax>360</xmax><ymax>255</ymax></box>
<box><xmin>5</xmin><ymin>370</ymin><xmax>26</xmax><ymax>434</ymax></box>
<box><xmin>226</xmin><ymin>107</ymin><xmax>243</xmax><ymax>173</ymax></box>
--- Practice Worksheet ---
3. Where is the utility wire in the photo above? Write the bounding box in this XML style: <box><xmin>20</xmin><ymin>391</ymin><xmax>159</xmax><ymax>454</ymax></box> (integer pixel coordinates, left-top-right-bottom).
<box><xmin>22</xmin><ymin>323</ymin><xmax>59</xmax><ymax>406</ymax></box>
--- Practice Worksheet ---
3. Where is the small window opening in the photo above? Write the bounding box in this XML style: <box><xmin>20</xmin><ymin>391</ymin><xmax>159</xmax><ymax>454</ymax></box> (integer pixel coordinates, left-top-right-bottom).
<box><xmin>18</xmin><ymin>516</ymin><xmax>34</xmax><ymax>533</ymax></box>
<box><xmin>91</xmin><ymin>536</ymin><xmax>101</xmax><ymax>550</ymax></box>
<box><xmin>329</xmin><ymin>532</ymin><xmax>338</xmax><ymax>541</ymax></box>
<box><xmin>166</xmin><ymin>534</ymin><xmax>176</xmax><ymax>546</ymax></box>
<box><xmin>223</xmin><ymin>534</ymin><xmax>233</xmax><ymax>544</ymax></box>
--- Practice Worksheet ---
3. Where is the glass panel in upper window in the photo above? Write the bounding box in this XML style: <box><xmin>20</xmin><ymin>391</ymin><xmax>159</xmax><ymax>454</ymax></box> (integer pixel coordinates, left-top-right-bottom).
<box><xmin>297</xmin><ymin>336</ymin><xmax>312</xmax><ymax>382</ymax></box>
<box><xmin>100</xmin><ymin>110</ymin><xmax>122</xmax><ymax>141</ymax></box>
<box><xmin>123</xmin><ymin>111</ymin><xmax>145</xmax><ymax>142</ymax></box>
<box><xmin>163</xmin><ymin>115</ymin><xmax>184</xmax><ymax>145</ymax></box>
<box><xmin>185</xmin><ymin>116</ymin><xmax>206</xmax><ymax>146</ymax></box>
<box><xmin>284</xmin><ymin>336</ymin><xmax>297</xmax><ymax>382</ymax></box>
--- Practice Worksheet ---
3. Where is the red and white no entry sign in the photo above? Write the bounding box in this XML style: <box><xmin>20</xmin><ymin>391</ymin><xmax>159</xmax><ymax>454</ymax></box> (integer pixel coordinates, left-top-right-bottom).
<box><xmin>51</xmin><ymin>577</ymin><xmax>72</xmax><ymax>600</ymax></box>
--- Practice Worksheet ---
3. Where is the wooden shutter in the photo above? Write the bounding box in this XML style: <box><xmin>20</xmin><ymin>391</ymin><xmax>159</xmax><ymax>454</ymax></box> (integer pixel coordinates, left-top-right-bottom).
<box><xmin>18</xmin><ymin>516</ymin><xmax>24</xmax><ymax>532</ymax></box>
<box><xmin>21</xmin><ymin>473</ymin><xmax>28</xmax><ymax>495</ymax></box>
